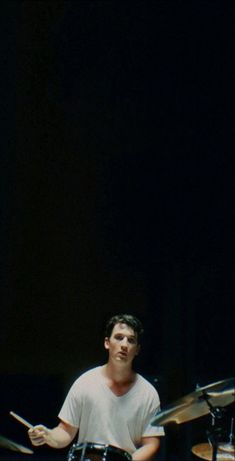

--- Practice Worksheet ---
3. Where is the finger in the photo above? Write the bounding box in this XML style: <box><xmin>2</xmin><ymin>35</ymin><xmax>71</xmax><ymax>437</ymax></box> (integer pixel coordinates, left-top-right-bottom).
<box><xmin>30</xmin><ymin>430</ymin><xmax>46</xmax><ymax>439</ymax></box>
<box><xmin>28</xmin><ymin>425</ymin><xmax>46</xmax><ymax>435</ymax></box>
<box><xmin>31</xmin><ymin>439</ymin><xmax>45</xmax><ymax>446</ymax></box>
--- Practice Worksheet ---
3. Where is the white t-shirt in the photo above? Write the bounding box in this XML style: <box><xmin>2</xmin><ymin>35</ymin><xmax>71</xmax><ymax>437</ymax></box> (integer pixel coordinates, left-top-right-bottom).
<box><xmin>58</xmin><ymin>366</ymin><xmax>164</xmax><ymax>454</ymax></box>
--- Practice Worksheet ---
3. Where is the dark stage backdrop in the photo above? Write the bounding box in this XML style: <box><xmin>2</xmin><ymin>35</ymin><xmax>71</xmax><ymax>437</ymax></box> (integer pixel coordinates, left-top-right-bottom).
<box><xmin>1</xmin><ymin>2</ymin><xmax>234</xmax><ymax>460</ymax></box>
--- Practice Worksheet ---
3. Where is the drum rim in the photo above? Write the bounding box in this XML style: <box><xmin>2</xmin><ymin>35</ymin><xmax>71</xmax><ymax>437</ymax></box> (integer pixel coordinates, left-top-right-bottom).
<box><xmin>71</xmin><ymin>442</ymin><xmax>131</xmax><ymax>460</ymax></box>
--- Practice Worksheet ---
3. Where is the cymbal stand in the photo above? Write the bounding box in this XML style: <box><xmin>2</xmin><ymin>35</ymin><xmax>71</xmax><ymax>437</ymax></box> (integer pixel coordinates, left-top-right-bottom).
<box><xmin>228</xmin><ymin>417</ymin><xmax>234</xmax><ymax>445</ymax></box>
<box><xmin>200</xmin><ymin>392</ymin><xmax>226</xmax><ymax>461</ymax></box>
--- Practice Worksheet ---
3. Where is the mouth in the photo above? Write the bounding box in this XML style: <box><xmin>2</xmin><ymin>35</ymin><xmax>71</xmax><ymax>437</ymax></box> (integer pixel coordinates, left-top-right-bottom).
<box><xmin>118</xmin><ymin>351</ymin><xmax>127</xmax><ymax>357</ymax></box>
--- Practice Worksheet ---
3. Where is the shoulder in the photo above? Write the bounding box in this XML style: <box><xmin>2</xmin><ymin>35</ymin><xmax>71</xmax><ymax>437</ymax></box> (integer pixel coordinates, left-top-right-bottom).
<box><xmin>136</xmin><ymin>374</ymin><xmax>156</xmax><ymax>390</ymax></box>
<box><xmin>80</xmin><ymin>366</ymin><xmax>102</xmax><ymax>380</ymax></box>
<box><xmin>70</xmin><ymin>366</ymin><xmax>102</xmax><ymax>391</ymax></box>
<box><xmin>136</xmin><ymin>374</ymin><xmax>160</xmax><ymax>400</ymax></box>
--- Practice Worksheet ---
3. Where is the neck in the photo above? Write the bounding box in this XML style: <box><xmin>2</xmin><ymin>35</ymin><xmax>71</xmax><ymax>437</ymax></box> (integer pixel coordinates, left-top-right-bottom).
<box><xmin>104</xmin><ymin>361</ymin><xmax>135</xmax><ymax>384</ymax></box>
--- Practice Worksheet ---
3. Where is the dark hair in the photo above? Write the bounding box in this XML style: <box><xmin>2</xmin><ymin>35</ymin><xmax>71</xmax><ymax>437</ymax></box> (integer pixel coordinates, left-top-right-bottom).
<box><xmin>104</xmin><ymin>314</ymin><xmax>144</xmax><ymax>343</ymax></box>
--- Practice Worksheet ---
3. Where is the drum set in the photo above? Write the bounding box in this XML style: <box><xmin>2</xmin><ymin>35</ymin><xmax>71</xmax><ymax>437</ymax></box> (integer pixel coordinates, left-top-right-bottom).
<box><xmin>0</xmin><ymin>377</ymin><xmax>234</xmax><ymax>461</ymax></box>
<box><xmin>150</xmin><ymin>377</ymin><xmax>235</xmax><ymax>461</ymax></box>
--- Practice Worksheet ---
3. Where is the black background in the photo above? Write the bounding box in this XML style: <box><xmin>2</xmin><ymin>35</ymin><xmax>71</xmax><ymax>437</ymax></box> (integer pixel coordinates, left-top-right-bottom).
<box><xmin>1</xmin><ymin>1</ymin><xmax>234</xmax><ymax>460</ymax></box>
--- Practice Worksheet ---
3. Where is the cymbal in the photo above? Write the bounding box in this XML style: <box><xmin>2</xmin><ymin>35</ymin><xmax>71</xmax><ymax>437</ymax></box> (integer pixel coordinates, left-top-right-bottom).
<box><xmin>151</xmin><ymin>378</ymin><xmax>235</xmax><ymax>425</ymax></box>
<box><xmin>191</xmin><ymin>443</ymin><xmax>235</xmax><ymax>461</ymax></box>
<box><xmin>219</xmin><ymin>444</ymin><xmax>235</xmax><ymax>455</ymax></box>
<box><xmin>0</xmin><ymin>434</ymin><xmax>33</xmax><ymax>454</ymax></box>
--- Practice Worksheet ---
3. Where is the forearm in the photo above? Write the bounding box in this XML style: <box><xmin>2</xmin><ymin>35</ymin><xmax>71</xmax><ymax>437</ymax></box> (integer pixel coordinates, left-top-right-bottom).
<box><xmin>132</xmin><ymin>438</ymin><xmax>160</xmax><ymax>461</ymax></box>
<box><xmin>46</xmin><ymin>426</ymin><xmax>73</xmax><ymax>448</ymax></box>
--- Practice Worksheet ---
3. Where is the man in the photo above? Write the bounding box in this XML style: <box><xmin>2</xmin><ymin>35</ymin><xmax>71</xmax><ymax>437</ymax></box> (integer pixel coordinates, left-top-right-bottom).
<box><xmin>28</xmin><ymin>314</ymin><xmax>164</xmax><ymax>460</ymax></box>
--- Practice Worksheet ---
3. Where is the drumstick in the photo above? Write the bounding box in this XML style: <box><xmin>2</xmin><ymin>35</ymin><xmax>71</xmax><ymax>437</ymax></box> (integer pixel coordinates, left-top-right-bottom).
<box><xmin>9</xmin><ymin>411</ymin><xmax>34</xmax><ymax>429</ymax></box>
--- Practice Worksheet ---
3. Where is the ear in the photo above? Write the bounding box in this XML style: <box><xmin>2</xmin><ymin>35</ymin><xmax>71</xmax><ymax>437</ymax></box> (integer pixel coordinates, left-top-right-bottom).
<box><xmin>104</xmin><ymin>337</ymin><xmax>110</xmax><ymax>350</ymax></box>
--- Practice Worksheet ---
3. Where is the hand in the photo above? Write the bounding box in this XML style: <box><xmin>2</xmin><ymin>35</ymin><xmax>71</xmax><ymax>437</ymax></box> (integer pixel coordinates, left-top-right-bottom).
<box><xmin>28</xmin><ymin>425</ymin><xmax>51</xmax><ymax>446</ymax></box>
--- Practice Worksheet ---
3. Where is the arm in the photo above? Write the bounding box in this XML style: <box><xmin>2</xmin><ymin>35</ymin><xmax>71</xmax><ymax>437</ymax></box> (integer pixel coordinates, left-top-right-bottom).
<box><xmin>28</xmin><ymin>421</ymin><xmax>78</xmax><ymax>449</ymax></box>
<box><xmin>132</xmin><ymin>437</ymin><xmax>160</xmax><ymax>461</ymax></box>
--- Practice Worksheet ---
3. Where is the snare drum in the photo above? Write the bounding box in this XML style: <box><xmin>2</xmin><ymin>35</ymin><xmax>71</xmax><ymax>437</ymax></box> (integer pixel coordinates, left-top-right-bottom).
<box><xmin>67</xmin><ymin>443</ymin><xmax>132</xmax><ymax>461</ymax></box>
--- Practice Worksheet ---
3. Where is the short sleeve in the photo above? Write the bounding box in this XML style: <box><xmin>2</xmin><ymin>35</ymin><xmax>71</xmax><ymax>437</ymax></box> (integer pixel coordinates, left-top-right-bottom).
<box><xmin>142</xmin><ymin>389</ymin><xmax>165</xmax><ymax>438</ymax></box>
<box><xmin>58</xmin><ymin>380</ymin><xmax>83</xmax><ymax>428</ymax></box>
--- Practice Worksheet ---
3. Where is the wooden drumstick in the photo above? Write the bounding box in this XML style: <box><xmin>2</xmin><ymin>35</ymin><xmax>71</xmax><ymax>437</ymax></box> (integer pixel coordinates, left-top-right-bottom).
<box><xmin>9</xmin><ymin>411</ymin><xmax>34</xmax><ymax>429</ymax></box>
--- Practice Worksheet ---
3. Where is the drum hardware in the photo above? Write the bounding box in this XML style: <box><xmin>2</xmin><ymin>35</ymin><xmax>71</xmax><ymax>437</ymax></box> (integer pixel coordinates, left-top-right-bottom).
<box><xmin>219</xmin><ymin>418</ymin><xmax>235</xmax><ymax>455</ymax></box>
<box><xmin>67</xmin><ymin>443</ymin><xmax>132</xmax><ymax>461</ymax></box>
<box><xmin>205</xmin><ymin>401</ymin><xmax>227</xmax><ymax>461</ymax></box>
<box><xmin>0</xmin><ymin>434</ymin><xmax>34</xmax><ymax>454</ymax></box>
<box><xmin>201</xmin><ymin>405</ymin><xmax>234</xmax><ymax>461</ymax></box>
<box><xmin>150</xmin><ymin>378</ymin><xmax>235</xmax><ymax>426</ymax></box>
<box><xmin>150</xmin><ymin>378</ymin><xmax>235</xmax><ymax>461</ymax></box>
<box><xmin>219</xmin><ymin>444</ymin><xmax>235</xmax><ymax>455</ymax></box>
<box><xmin>191</xmin><ymin>443</ymin><xmax>234</xmax><ymax>461</ymax></box>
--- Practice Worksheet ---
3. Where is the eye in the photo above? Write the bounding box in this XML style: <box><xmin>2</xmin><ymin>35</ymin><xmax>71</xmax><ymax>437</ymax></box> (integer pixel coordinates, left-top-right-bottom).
<box><xmin>128</xmin><ymin>338</ymin><xmax>136</xmax><ymax>344</ymax></box>
<box><xmin>115</xmin><ymin>334</ymin><xmax>123</xmax><ymax>341</ymax></box>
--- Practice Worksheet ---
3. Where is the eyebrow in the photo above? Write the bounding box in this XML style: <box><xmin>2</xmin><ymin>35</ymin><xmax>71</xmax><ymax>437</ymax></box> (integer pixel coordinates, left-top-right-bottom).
<box><xmin>114</xmin><ymin>333</ymin><xmax>137</xmax><ymax>339</ymax></box>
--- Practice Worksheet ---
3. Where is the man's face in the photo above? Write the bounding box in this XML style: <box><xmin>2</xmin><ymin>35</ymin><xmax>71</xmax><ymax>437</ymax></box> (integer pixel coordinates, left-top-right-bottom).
<box><xmin>104</xmin><ymin>323</ymin><xmax>140</xmax><ymax>364</ymax></box>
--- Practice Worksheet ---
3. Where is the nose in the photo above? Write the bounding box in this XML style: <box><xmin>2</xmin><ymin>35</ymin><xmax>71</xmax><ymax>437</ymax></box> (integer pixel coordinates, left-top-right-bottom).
<box><xmin>121</xmin><ymin>337</ymin><xmax>128</xmax><ymax>349</ymax></box>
